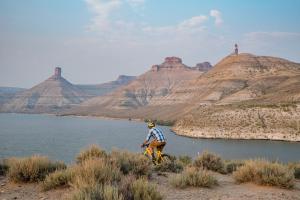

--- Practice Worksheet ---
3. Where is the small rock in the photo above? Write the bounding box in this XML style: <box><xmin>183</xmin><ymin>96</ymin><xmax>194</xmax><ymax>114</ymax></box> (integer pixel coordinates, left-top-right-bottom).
<box><xmin>13</xmin><ymin>197</ymin><xmax>18</xmax><ymax>199</ymax></box>
<box><xmin>0</xmin><ymin>183</ymin><xmax>5</xmax><ymax>186</ymax></box>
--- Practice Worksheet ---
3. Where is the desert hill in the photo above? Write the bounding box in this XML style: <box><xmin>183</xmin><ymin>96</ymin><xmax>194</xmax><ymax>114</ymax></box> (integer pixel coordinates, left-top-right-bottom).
<box><xmin>0</xmin><ymin>87</ymin><xmax>25</xmax><ymax>108</ymax></box>
<box><xmin>161</xmin><ymin>53</ymin><xmax>300</xmax><ymax>106</ymax></box>
<box><xmin>170</xmin><ymin>53</ymin><xmax>300</xmax><ymax>141</ymax></box>
<box><xmin>65</xmin><ymin>57</ymin><xmax>207</xmax><ymax>117</ymax></box>
<box><xmin>0</xmin><ymin>68</ymin><xmax>92</xmax><ymax>113</ymax></box>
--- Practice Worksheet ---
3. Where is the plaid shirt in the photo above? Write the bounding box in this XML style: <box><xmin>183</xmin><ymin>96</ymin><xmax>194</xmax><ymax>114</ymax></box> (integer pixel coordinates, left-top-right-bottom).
<box><xmin>145</xmin><ymin>127</ymin><xmax>166</xmax><ymax>142</ymax></box>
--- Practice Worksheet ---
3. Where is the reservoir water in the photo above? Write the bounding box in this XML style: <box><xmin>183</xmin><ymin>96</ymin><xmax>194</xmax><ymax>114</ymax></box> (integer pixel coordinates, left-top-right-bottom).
<box><xmin>0</xmin><ymin>113</ymin><xmax>299</xmax><ymax>163</ymax></box>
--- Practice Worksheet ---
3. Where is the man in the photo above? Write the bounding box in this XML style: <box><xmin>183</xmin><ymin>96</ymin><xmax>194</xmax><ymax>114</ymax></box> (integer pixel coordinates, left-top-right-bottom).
<box><xmin>141</xmin><ymin>121</ymin><xmax>166</xmax><ymax>162</ymax></box>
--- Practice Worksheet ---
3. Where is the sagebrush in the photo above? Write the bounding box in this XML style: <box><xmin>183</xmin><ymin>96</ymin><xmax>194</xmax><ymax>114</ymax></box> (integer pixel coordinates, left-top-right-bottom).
<box><xmin>233</xmin><ymin>159</ymin><xmax>295</xmax><ymax>188</ymax></box>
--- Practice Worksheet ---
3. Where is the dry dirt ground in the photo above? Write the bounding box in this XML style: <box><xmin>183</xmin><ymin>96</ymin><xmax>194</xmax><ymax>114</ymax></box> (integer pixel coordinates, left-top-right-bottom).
<box><xmin>1</xmin><ymin>173</ymin><xmax>300</xmax><ymax>200</ymax></box>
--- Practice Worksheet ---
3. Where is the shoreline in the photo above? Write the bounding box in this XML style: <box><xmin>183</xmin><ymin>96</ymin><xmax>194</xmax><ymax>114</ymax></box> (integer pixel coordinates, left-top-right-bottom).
<box><xmin>171</xmin><ymin>127</ymin><xmax>300</xmax><ymax>142</ymax></box>
<box><xmin>2</xmin><ymin>112</ymin><xmax>300</xmax><ymax>142</ymax></box>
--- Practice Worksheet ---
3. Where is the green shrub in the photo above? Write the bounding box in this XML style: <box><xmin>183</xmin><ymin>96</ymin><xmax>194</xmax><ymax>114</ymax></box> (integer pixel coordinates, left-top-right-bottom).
<box><xmin>131</xmin><ymin>178</ymin><xmax>163</xmax><ymax>200</ymax></box>
<box><xmin>70</xmin><ymin>184</ymin><xmax>123</xmax><ymax>200</ymax></box>
<box><xmin>288</xmin><ymin>162</ymin><xmax>300</xmax><ymax>179</ymax></box>
<box><xmin>118</xmin><ymin>175</ymin><xmax>136</xmax><ymax>200</ymax></box>
<box><xmin>7</xmin><ymin>156</ymin><xmax>66</xmax><ymax>183</ymax></box>
<box><xmin>154</xmin><ymin>159</ymin><xmax>183</xmax><ymax>173</ymax></box>
<box><xmin>294</xmin><ymin>167</ymin><xmax>300</xmax><ymax>179</ymax></box>
<box><xmin>0</xmin><ymin>159</ymin><xmax>9</xmax><ymax>176</ymax></box>
<box><xmin>194</xmin><ymin>151</ymin><xmax>224</xmax><ymax>173</ymax></box>
<box><xmin>233</xmin><ymin>160</ymin><xmax>294</xmax><ymax>188</ymax></box>
<box><xmin>42</xmin><ymin>169</ymin><xmax>74</xmax><ymax>191</ymax></box>
<box><xmin>76</xmin><ymin>145</ymin><xmax>107</xmax><ymax>164</ymax></box>
<box><xmin>110</xmin><ymin>150</ymin><xmax>152</xmax><ymax>177</ymax></box>
<box><xmin>169</xmin><ymin>167</ymin><xmax>218</xmax><ymax>189</ymax></box>
<box><xmin>72</xmin><ymin>159</ymin><xmax>121</xmax><ymax>188</ymax></box>
<box><xmin>224</xmin><ymin>160</ymin><xmax>245</xmax><ymax>174</ymax></box>
<box><xmin>178</xmin><ymin>155</ymin><xmax>192</xmax><ymax>166</ymax></box>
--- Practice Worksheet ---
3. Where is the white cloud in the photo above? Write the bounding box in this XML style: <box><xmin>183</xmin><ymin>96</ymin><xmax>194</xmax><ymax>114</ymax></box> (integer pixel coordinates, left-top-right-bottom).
<box><xmin>210</xmin><ymin>9</ymin><xmax>223</xmax><ymax>26</ymax></box>
<box><xmin>85</xmin><ymin>0</ymin><xmax>122</xmax><ymax>31</ymax></box>
<box><xmin>178</xmin><ymin>15</ymin><xmax>208</xmax><ymax>29</ymax></box>
<box><xmin>143</xmin><ymin>15</ymin><xmax>208</xmax><ymax>37</ymax></box>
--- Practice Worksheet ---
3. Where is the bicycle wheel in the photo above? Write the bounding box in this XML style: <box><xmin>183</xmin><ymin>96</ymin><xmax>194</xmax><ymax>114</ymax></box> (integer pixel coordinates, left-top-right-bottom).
<box><xmin>160</xmin><ymin>154</ymin><xmax>172</xmax><ymax>163</ymax></box>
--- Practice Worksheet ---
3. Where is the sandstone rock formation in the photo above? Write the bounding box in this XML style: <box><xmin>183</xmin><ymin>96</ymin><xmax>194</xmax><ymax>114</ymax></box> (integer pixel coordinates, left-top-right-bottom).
<box><xmin>67</xmin><ymin>53</ymin><xmax>300</xmax><ymax>141</ymax></box>
<box><xmin>191</xmin><ymin>62</ymin><xmax>212</xmax><ymax>72</ymax></box>
<box><xmin>170</xmin><ymin>53</ymin><xmax>300</xmax><ymax>141</ymax></box>
<box><xmin>65</xmin><ymin>57</ymin><xmax>205</xmax><ymax>117</ymax></box>
<box><xmin>0</xmin><ymin>68</ymin><xmax>92</xmax><ymax>113</ymax></box>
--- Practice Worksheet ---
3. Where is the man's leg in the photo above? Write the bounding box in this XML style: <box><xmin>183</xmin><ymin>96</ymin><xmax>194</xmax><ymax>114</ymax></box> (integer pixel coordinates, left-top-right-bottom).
<box><xmin>157</xmin><ymin>142</ymin><xmax>166</xmax><ymax>152</ymax></box>
<box><xmin>156</xmin><ymin>142</ymin><xmax>166</xmax><ymax>163</ymax></box>
<box><xmin>149</xmin><ymin>140</ymin><xmax>161</xmax><ymax>163</ymax></box>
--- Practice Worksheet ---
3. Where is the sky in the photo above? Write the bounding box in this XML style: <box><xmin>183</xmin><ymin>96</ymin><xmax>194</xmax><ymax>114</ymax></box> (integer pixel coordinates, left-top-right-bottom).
<box><xmin>0</xmin><ymin>0</ymin><xmax>300</xmax><ymax>88</ymax></box>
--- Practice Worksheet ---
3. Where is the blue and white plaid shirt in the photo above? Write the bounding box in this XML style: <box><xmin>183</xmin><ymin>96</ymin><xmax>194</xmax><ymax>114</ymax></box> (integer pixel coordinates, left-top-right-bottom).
<box><xmin>146</xmin><ymin>127</ymin><xmax>166</xmax><ymax>142</ymax></box>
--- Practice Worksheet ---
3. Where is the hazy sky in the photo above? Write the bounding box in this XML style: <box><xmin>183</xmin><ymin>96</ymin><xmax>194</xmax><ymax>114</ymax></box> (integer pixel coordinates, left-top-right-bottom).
<box><xmin>1</xmin><ymin>0</ymin><xmax>300</xmax><ymax>88</ymax></box>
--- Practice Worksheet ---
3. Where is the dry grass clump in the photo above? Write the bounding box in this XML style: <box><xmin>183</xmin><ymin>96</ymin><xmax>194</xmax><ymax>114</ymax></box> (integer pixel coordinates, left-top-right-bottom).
<box><xmin>169</xmin><ymin>167</ymin><xmax>218</xmax><ymax>189</ymax></box>
<box><xmin>110</xmin><ymin>150</ymin><xmax>152</xmax><ymax>177</ymax></box>
<box><xmin>72</xmin><ymin>158</ymin><xmax>121</xmax><ymax>189</ymax></box>
<box><xmin>224</xmin><ymin>160</ymin><xmax>245</xmax><ymax>174</ymax></box>
<box><xmin>194</xmin><ymin>151</ymin><xmax>224</xmax><ymax>173</ymax></box>
<box><xmin>7</xmin><ymin>155</ymin><xmax>66</xmax><ymax>183</ymax></box>
<box><xmin>130</xmin><ymin>178</ymin><xmax>163</xmax><ymax>200</ymax></box>
<box><xmin>70</xmin><ymin>184</ymin><xmax>123</xmax><ymax>200</ymax></box>
<box><xmin>76</xmin><ymin>145</ymin><xmax>107</xmax><ymax>164</ymax></box>
<box><xmin>233</xmin><ymin>159</ymin><xmax>295</xmax><ymax>188</ymax></box>
<box><xmin>42</xmin><ymin>169</ymin><xmax>74</xmax><ymax>191</ymax></box>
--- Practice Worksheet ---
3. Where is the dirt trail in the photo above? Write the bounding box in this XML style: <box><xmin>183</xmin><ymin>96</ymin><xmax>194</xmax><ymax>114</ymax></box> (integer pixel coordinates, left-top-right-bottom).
<box><xmin>153</xmin><ymin>173</ymin><xmax>300</xmax><ymax>200</ymax></box>
<box><xmin>1</xmin><ymin>174</ymin><xmax>300</xmax><ymax>200</ymax></box>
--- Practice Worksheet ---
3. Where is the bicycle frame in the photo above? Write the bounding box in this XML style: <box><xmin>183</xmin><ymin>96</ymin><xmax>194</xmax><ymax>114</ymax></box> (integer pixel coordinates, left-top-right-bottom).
<box><xmin>142</xmin><ymin>144</ymin><xmax>164</xmax><ymax>163</ymax></box>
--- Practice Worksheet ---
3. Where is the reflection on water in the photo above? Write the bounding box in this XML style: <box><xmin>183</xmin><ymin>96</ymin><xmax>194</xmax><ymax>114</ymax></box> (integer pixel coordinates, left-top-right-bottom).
<box><xmin>0</xmin><ymin>113</ymin><xmax>299</xmax><ymax>163</ymax></box>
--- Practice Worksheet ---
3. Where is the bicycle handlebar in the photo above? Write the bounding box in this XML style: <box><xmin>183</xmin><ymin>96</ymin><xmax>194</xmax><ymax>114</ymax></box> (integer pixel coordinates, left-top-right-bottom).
<box><xmin>141</xmin><ymin>143</ymin><xmax>150</xmax><ymax>148</ymax></box>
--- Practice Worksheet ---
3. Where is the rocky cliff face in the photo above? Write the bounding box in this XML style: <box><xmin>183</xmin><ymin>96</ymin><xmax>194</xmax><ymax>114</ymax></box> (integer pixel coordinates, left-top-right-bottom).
<box><xmin>65</xmin><ymin>57</ymin><xmax>204</xmax><ymax>116</ymax></box>
<box><xmin>191</xmin><ymin>62</ymin><xmax>212</xmax><ymax>72</ymax></box>
<box><xmin>0</xmin><ymin>68</ymin><xmax>92</xmax><ymax>113</ymax></box>
<box><xmin>170</xmin><ymin>53</ymin><xmax>300</xmax><ymax>141</ymax></box>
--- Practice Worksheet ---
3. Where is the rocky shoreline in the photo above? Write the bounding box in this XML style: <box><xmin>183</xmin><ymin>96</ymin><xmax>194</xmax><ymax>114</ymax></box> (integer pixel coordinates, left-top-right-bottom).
<box><xmin>172</xmin><ymin>126</ymin><xmax>300</xmax><ymax>142</ymax></box>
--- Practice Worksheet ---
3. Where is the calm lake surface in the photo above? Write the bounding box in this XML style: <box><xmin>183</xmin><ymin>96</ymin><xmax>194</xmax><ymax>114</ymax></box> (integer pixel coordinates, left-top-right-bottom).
<box><xmin>0</xmin><ymin>113</ymin><xmax>299</xmax><ymax>163</ymax></box>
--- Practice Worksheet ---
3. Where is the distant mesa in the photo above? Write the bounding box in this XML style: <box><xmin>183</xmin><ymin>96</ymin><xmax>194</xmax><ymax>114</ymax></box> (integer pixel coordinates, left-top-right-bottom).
<box><xmin>76</xmin><ymin>75</ymin><xmax>136</xmax><ymax>96</ymax></box>
<box><xmin>164</xmin><ymin>57</ymin><xmax>182</xmax><ymax>64</ymax></box>
<box><xmin>151</xmin><ymin>56</ymin><xmax>205</xmax><ymax>72</ymax></box>
<box><xmin>115</xmin><ymin>75</ymin><xmax>136</xmax><ymax>85</ymax></box>
<box><xmin>0</xmin><ymin>67</ymin><xmax>92</xmax><ymax>113</ymax></box>
<box><xmin>192</xmin><ymin>62</ymin><xmax>212</xmax><ymax>72</ymax></box>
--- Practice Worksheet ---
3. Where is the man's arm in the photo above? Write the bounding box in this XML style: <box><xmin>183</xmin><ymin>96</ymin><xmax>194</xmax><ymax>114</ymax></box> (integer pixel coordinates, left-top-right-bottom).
<box><xmin>141</xmin><ymin>130</ymin><xmax>152</xmax><ymax>147</ymax></box>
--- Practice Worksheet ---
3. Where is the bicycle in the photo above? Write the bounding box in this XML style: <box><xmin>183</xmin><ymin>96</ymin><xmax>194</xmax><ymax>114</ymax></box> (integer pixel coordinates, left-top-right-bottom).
<box><xmin>142</xmin><ymin>143</ymin><xmax>171</xmax><ymax>165</ymax></box>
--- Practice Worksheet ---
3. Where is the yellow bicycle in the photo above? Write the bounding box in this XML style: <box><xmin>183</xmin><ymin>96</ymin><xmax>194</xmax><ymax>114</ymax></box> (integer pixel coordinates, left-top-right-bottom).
<box><xmin>142</xmin><ymin>143</ymin><xmax>171</xmax><ymax>165</ymax></box>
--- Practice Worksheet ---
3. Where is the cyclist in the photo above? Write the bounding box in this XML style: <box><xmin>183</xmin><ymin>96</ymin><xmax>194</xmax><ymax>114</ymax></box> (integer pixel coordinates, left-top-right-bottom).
<box><xmin>141</xmin><ymin>121</ymin><xmax>166</xmax><ymax>162</ymax></box>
